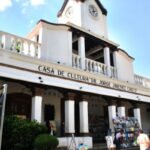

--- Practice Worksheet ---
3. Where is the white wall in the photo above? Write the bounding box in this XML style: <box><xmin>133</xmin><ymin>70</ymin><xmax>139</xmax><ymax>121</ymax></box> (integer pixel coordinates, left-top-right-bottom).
<box><xmin>113</xmin><ymin>50</ymin><xmax>134</xmax><ymax>83</ymax></box>
<box><xmin>42</xmin><ymin>89</ymin><xmax>63</xmax><ymax>136</ymax></box>
<box><xmin>81</xmin><ymin>0</ymin><xmax>108</xmax><ymax>37</ymax></box>
<box><xmin>39</xmin><ymin>24</ymin><xmax>72</xmax><ymax>66</ymax></box>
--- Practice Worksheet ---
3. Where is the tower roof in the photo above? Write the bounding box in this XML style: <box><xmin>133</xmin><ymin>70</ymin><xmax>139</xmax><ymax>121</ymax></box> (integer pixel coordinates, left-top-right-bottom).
<box><xmin>57</xmin><ymin>0</ymin><xmax>107</xmax><ymax>17</ymax></box>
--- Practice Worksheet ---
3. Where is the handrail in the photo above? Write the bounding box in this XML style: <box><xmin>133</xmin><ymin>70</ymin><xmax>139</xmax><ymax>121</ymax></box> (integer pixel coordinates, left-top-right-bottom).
<box><xmin>134</xmin><ymin>74</ymin><xmax>150</xmax><ymax>88</ymax></box>
<box><xmin>0</xmin><ymin>31</ymin><xmax>41</xmax><ymax>58</ymax></box>
<box><xmin>72</xmin><ymin>54</ymin><xmax>117</xmax><ymax>79</ymax></box>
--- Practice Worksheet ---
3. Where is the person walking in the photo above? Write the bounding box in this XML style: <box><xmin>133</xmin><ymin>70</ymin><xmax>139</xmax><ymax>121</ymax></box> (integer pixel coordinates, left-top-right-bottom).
<box><xmin>137</xmin><ymin>129</ymin><xmax>150</xmax><ymax>150</ymax></box>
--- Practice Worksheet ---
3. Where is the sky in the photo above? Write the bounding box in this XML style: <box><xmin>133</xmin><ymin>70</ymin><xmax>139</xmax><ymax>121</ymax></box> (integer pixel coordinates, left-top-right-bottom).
<box><xmin>0</xmin><ymin>0</ymin><xmax>150</xmax><ymax>78</ymax></box>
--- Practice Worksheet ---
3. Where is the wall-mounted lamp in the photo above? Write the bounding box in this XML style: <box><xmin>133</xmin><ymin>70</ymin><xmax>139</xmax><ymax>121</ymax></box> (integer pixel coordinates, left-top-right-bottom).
<box><xmin>79</xmin><ymin>87</ymin><xmax>83</xmax><ymax>89</ymax></box>
<box><xmin>118</xmin><ymin>95</ymin><xmax>121</xmax><ymax>98</ymax></box>
<box><xmin>136</xmin><ymin>96</ymin><xmax>140</xmax><ymax>102</ymax></box>
<box><xmin>57</xmin><ymin>61</ymin><xmax>60</xmax><ymax>64</ymax></box>
<box><xmin>38</xmin><ymin>76</ymin><xmax>43</xmax><ymax>83</ymax></box>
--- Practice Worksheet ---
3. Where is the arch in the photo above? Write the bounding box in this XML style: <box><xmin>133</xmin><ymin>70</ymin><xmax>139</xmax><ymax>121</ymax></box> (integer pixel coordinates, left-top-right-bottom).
<box><xmin>6</xmin><ymin>93</ymin><xmax>31</xmax><ymax>119</ymax></box>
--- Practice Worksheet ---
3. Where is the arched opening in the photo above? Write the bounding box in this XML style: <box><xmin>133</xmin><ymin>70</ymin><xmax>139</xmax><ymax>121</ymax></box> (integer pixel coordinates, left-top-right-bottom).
<box><xmin>6</xmin><ymin>93</ymin><xmax>31</xmax><ymax>119</ymax></box>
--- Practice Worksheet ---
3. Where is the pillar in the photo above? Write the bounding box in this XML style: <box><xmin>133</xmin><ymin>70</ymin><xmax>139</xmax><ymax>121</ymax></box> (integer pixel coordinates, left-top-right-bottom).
<box><xmin>104</xmin><ymin>46</ymin><xmax>111</xmax><ymax>76</ymax></box>
<box><xmin>31</xmin><ymin>88</ymin><xmax>44</xmax><ymax>123</ymax></box>
<box><xmin>113</xmin><ymin>51</ymin><xmax>117</xmax><ymax>68</ymax></box>
<box><xmin>117</xmin><ymin>106</ymin><xmax>126</xmax><ymax>117</ymax></box>
<box><xmin>65</xmin><ymin>93</ymin><xmax>75</xmax><ymax>134</ymax></box>
<box><xmin>78</xmin><ymin>36</ymin><xmax>85</xmax><ymax>69</ymax></box>
<box><xmin>134</xmin><ymin>108</ymin><xmax>142</xmax><ymax>128</ymax></box>
<box><xmin>113</xmin><ymin>51</ymin><xmax>118</xmax><ymax>78</ymax></box>
<box><xmin>108</xmin><ymin>105</ymin><xmax>116</xmax><ymax>131</ymax></box>
<box><xmin>79</xmin><ymin>96</ymin><xmax>89</xmax><ymax>134</ymax></box>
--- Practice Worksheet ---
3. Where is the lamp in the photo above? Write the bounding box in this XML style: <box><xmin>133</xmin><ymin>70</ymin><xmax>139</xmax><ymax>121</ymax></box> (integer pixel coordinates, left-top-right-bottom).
<box><xmin>38</xmin><ymin>76</ymin><xmax>43</xmax><ymax>83</ymax></box>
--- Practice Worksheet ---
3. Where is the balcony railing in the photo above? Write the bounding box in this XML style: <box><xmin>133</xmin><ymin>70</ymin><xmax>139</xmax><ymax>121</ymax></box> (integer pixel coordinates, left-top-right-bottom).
<box><xmin>72</xmin><ymin>54</ymin><xmax>117</xmax><ymax>78</ymax></box>
<box><xmin>2</xmin><ymin>31</ymin><xmax>150</xmax><ymax>88</ymax></box>
<box><xmin>0</xmin><ymin>31</ymin><xmax>41</xmax><ymax>58</ymax></box>
<box><xmin>134</xmin><ymin>74</ymin><xmax>150</xmax><ymax>88</ymax></box>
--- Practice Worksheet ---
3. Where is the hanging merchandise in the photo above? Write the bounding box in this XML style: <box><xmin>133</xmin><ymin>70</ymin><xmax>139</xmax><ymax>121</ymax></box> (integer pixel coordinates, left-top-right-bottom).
<box><xmin>112</xmin><ymin>116</ymin><xmax>140</xmax><ymax>148</ymax></box>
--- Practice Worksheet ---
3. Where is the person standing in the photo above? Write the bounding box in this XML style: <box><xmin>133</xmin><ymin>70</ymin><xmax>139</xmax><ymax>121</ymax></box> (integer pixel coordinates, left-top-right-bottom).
<box><xmin>45</xmin><ymin>120</ymin><xmax>51</xmax><ymax>134</ymax></box>
<box><xmin>137</xmin><ymin>129</ymin><xmax>150</xmax><ymax>150</ymax></box>
<box><xmin>114</xmin><ymin>129</ymin><xmax>125</xmax><ymax>149</ymax></box>
<box><xmin>105</xmin><ymin>129</ymin><xmax>116</xmax><ymax>150</ymax></box>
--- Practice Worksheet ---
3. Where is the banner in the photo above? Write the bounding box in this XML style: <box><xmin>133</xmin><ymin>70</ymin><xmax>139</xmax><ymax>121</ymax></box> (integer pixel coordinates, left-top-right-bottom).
<box><xmin>0</xmin><ymin>84</ymin><xmax>7</xmax><ymax>150</ymax></box>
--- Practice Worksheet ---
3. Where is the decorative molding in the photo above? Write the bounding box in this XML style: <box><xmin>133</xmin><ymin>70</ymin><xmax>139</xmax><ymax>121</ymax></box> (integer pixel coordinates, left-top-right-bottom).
<box><xmin>33</xmin><ymin>87</ymin><xmax>44</xmax><ymax>96</ymax></box>
<box><xmin>65</xmin><ymin>92</ymin><xmax>76</xmax><ymax>100</ymax></box>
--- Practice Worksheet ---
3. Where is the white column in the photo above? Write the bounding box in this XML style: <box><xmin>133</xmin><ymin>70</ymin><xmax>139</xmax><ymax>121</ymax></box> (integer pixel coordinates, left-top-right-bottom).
<box><xmin>31</xmin><ymin>96</ymin><xmax>42</xmax><ymax>123</ymax></box>
<box><xmin>113</xmin><ymin>51</ymin><xmax>117</xmax><ymax>68</ymax></box>
<box><xmin>113</xmin><ymin>51</ymin><xmax>118</xmax><ymax>78</ymax></box>
<box><xmin>104</xmin><ymin>47</ymin><xmax>111</xmax><ymax>77</ymax></box>
<box><xmin>134</xmin><ymin>108</ymin><xmax>142</xmax><ymax>128</ymax></box>
<box><xmin>79</xmin><ymin>101</ymin><xmax>89</xmax><ymax>133</ymax></box>
<box><xmin>117</xmin><ymin>107</ymin><xmax>126</xmax><ymax>117</ymax></box>
<box><xmin>78</xmin><ymin>36</ymin><xmax>85</xmax><ymax>69</ymax></box>
<box><xmin>65</xmin><ymin>100</ymin><xmax>75</xmax><ymax>133</ymax></box>
<box><xmin>108</xmin><ymin>105</ymin><xmax>116</xmax><ymax>131</ymax></box>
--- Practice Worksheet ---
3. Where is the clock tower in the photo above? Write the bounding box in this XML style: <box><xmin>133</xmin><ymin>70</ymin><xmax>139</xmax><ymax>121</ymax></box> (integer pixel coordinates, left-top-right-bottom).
<box><xmin>57</xmin><ymin>0</ymin><xmax>108</xmax><ymax>38</ymax></box>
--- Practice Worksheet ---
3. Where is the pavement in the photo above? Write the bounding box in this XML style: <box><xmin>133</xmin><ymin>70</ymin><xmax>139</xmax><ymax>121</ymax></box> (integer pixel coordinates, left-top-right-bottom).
<box><xmin>56</xmin><ymin>143</ymin><xmax>140</xmax><ymax>150</ymax></box>
<box><xmin>90</xmin><ymin>143</ymin><xmax>140</xmax><ymax>150</ymax></box>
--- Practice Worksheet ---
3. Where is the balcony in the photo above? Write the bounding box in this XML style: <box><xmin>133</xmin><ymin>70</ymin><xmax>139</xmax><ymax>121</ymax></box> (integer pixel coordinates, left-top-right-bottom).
<box><xmin>0</xmin><ymin>31</ymin><xmax>41</xmax><ymax>58</ymax></box>
<box><xmin>134</xmin><ymin>74</ymin><xmax>150</xmax><ymax>88</ymax></box>
<box><xmin>1</xmin><ymin>31</ymin><xmax>150</xmax><ymax>89</ymax></box>
<box><xmin>72</xmin><ymin>54</ymin><xmax>117</xmax><ymax>79</ymax></box>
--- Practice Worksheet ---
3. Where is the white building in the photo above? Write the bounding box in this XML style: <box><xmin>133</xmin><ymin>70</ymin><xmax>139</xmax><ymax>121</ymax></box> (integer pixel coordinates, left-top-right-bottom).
<box><xmin>0</xmin><ymin>0</ymin><xmax>150</xmax><ymax>148</ymax></box>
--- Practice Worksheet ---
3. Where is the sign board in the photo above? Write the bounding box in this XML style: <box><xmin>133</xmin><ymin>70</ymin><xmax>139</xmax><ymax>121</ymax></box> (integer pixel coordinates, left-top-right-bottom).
<box><xmin>38</xmin><ymin>65</ymin><xmax>137</xmax><ymax>93</ymax></box>
<box><xmin>0</xmin><ymin>84</ymin><xmax>7</xmax><ymax>150</ymax></box>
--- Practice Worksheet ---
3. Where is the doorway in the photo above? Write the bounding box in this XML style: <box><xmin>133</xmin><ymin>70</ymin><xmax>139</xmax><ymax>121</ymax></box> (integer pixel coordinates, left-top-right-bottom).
<box><xmin>44</xmin><ymin>104</ymin><xmax>55</xmax><ymax>121</ymax></box>
<box><xmin>6</xmin><ymin>93</ymin><xmax>31</xmax><ymax>119</ymax></box>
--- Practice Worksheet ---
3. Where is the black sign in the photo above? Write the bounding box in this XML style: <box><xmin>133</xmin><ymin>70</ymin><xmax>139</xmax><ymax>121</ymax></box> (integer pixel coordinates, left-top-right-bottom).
<box><xmin>0</xmin><ymin>84</ymin><xmax>7</xmax><ymax>149</ymax></box>
<box><xmin>0</xmin><ymin>94</ymin><xmax>4</xmax><ymax>105</ymax></box>
<box><xmin>0</xmin><ymin>94</ymin><xmax>4</xmax><ymax>126</ymax></box>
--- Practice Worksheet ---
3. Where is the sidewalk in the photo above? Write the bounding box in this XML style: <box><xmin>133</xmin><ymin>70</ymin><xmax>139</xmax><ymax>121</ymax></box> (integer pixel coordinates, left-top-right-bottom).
<box><xmin>91</xmin><ymin>143</ymin><xmax>140</xmax><ymax>150</ymax></box>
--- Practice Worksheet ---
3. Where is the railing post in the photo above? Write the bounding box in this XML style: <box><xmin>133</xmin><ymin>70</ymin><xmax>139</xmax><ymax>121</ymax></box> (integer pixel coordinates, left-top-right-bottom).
<box><xmin>37</xmin><ymin>43</ymin><xmax>41</xmax><ymax>58</ymax></box>
<box><xmin>77</xmin><ymin>56</ymin><xmax>81</xmax><ymax>69</ymax></box>
<box><xmin>72</xmin><ymin>55</ymin><xmax>75</xmax><ymax>68</ymax></box>
<box><xmin>114</xmin><ymin>67</ymin><xmax>118</xmax><ymax>79</ymax></box>
<box><xmin>85</xmin><ymin>59</ymin><xmax>88</xmax><ymax>71</ymax></box>
<box><xmin>97</xmin><ymin>64</ymin><xmax>101</xmax><ymax>74</ymax></box>
<box><xmin>94</xmin><ymin>63</ymin><xmax>98</xmax><ymax>73</ymax></box>
<box><xmin>0</xmin><ymin>33</ymin><xmax>2</xmax><ymax>48</ymax></box>
<box><xmin>89</xmin><ymin>61</ymin><xmax>93</xmax><ymax>72</ymax></box>
<box><xmin>3</xmin><ymin>34</ymin><xmax>12</xmax><ymax>50</ymax></box>
<box><xmin>36</xmin><ymin>43</ymin><xmax>39</xmax><ymax>57</ymax></box>
<box><xmin>19</xmin><ymin>40</ymin><xmax>23</xmax><ymax>54</ymax></box>
<box><xmin>28</xmin><ymin>42</ymin><xmax>32</xmax><ymax>56</ymax></box>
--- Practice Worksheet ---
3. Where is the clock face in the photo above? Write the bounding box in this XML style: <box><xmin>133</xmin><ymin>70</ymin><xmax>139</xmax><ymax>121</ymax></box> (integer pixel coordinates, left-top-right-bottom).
<box><xmin>65</xmin><ymin>6</ymin><xmax>73</xmax><ymax>18</ymax></box>
<box><xmin>88</xmin><ymin>4</ymin><xmax>98</xmax><ymax>18</ymax></box>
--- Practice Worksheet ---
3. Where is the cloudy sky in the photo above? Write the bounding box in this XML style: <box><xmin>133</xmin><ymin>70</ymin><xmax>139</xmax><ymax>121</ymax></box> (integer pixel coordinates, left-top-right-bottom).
<box><xmin>0</xmin><ymin>0</ymin><xmax>150</xmax><ymax>78</ymax></box>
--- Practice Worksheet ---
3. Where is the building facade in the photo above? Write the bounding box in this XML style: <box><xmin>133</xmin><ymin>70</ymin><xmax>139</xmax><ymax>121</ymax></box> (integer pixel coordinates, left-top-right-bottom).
<box><xmin>0</xmin><ymin>0</ymin><xmax>150</xmax><ymax>148</ymax></box>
